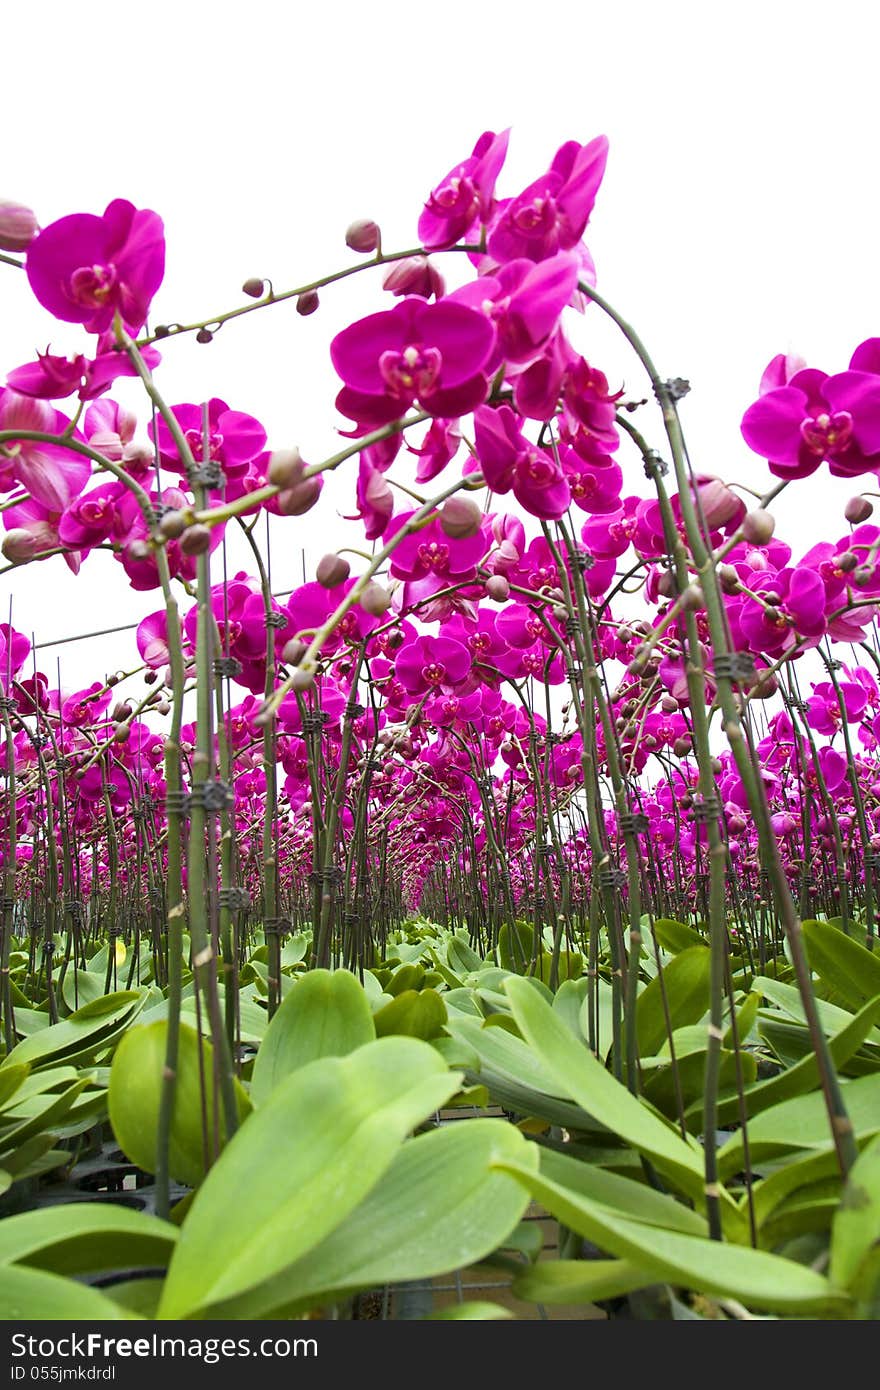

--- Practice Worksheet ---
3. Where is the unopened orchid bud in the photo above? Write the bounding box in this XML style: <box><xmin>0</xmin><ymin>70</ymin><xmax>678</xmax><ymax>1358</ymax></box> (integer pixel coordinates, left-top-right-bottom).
<box><xmin>195</xmin><ymin>328</ymin><xmax>214</xmax><ymax>345</ymax></box>
<box><xmin>845</xmin><ymin>496</ymin><xmax>874</xmax><ymax>524</ymax></box>
<box><xmin>486</xmin><ymin>575</ymin><xmax>509</xmax><ymax>602</ymax></box>
<box><xmin>656</xmin><ymin>570</ymin><xmax>677</xmax><ymax>598</ymax></box>
<box><xmin>112</xmin><ymin>701</ymin><xmax>132</xmax><ymax>722</ymax></box>
<box><xmin>241</xmin><ymin>277</ymin><xmax>265</xmax><ymax>298</ymax></box>
<box><xmin>382</xmin><ymin>255</ymin><xmax>445</xmax><ymax>300</ymax></box>
<box><xmin>144</xmin><ymin>670</ymin><xmax>158</xmax><ymax>685</ymax></box>
<box><xmin>290</xmin><ymin>667</ymin><xmax>316</xmax><ymax>693</ymax></box>
<box><xmin>1</xmin><ymin>529</ymin><xmax>41</xmax><ymax>561</ymax></box>
<box><xmin>552</xmin><ymin>605</ymin><xmax>569</xmax><ymax>622</ymax></box>
<box><xmin>679</xmin><ymin>584</ymin><xmax>704</xmax><ymax>611</ymax></box>
<box><xmin>359</xmin><ymin>581</ymin><xmax>391</xmax><ymax>616</ymax></box>
<box><xmin>282</xmin><ymin>638</ymin><xmax>307</xmax><ymax>666</ymax></box>
<box><xmin>0</xmin><ymin>200</ymin><xmax>39</xmax><ymax>252</ymax></box>
<box><xmin>125</xmin><ymin>539</ymin><xmax>152</xmax><ymax>563</ymax></box>
<box><xmin>267</xmin><ymin>448</ymin><xmax>304</xmax><ymax>488</ymax></box>
<box><xmin>741</xmin><ymin>508</ymin><xmax>776</xmax><ymax>545</ymax></box>
<box><xmin>439</xmin><ymin>496</ymin><xmax>482</xmax><ymax>539</ymax></box>
<box><xmin>276</xmin><ymin>477</ymin><xmax>322</xmax><ymax>516</ymax></box>
<box><xmin>158</xmin><ymin>509</ymin><xmax>187</xmax><ymax>539</ymax></box>
<box><xmin>316</xmin><ymin>553</ymin><xmax>351</xmax><ymax>588</ymax></box>
<box><xmin>345</xmin><ymin>219</ymin><xmax>380</xmax><ymax>253</ymax></box>
<box><xmin>113</xmin><ymin>722</ymin><xmax>130</xmax><ymax>743</ymax></box>
<box><xmin>155</xmin><ymin>699</ymin><xmax>170</xmax><ymax>715</ymax></box>
<box><xmin>296</xmin><ymin>290</ymin><xmax>319</xmax><ymax>316</ymax></box>
<box><xmin>718</xmin><ymin>564</ymin><xmax>741</xmax><ymax>595</ymax></box>
<box><xmin>836</xmin><ymin>550</ymin><xmax>859</xmax><ymax>573</ymax></box>
<box><xmin>694</xmin><ymin>475</ymin><xmax>745</xmax><ymax>530</ymax></box>
<box><xmin>179</xmin><ymin>524</ymin><xmax>212</xmax><ymax>556</ymax></box>
<box><xmin>854</xmin><ymin>566</ymin><xmax>876</xmax><ymax>588</ymax></box>
<box><xmin>749</xmin><ymin>668</ymin><xmax>778</xmax><ymax>699</ymax></box>
<box><xmin>672</xmin><ymin>735</ymin><xmax>693</xmax><ymax>757</ymax></box>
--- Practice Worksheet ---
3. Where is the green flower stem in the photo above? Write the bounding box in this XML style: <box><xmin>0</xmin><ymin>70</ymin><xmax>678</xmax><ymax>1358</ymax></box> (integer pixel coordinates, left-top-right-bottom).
<box><xmin>581</xmin><ymin>279</ymin><xmax>857</xmax><ymax>1179</ymax></box>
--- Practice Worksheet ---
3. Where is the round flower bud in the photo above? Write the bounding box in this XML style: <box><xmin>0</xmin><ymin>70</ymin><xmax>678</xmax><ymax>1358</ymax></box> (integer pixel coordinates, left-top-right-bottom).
<box><xmin>679</xmin><ymin>584</ymin><xmax>704</xmax><ymax>611</ymax></box>
<box><xmin>718</xmin><ymin>565</ymin><xmax>741</xmax><ymax>595</ymax></box>
<box><xmin>837</xmin><ymin>550</ymin><xmax>859</xmax><ymax>573</ymax></box>
<box><xmin>672</xmin><ymin>735</ymin><xmax>693</xmax><ymax>757</ymax></box>
<box><xmin>282</xmin><ymin>638</ymin><xmax>307</xmax><ymax>666</ymax></box>
<box><xmin>179</xmin><ymin>524</ymin><xmax>212</xmax><ymax>556</ymax></box>
<box><xmin>656</xmin><ymin>570</ymin><xmax>677</xmax><ymax>598</ymax></box>
<box><xmin>113</xmin><ymin>722</ymin><xmax>130</xmax><ymax>743</ymax></box>
<box><xmin>661</xmin><ymin>694</ymin><xmax>679</xmax><ymax>712</ymax></box>
<box><xmin>112</xmin><ymin>701</ymin><xmax>132</xmax><ymax>722</ymax></box>
<box><xmin>241</xmin><ymin>277</ymin><xmax>265</xmax><ymax>299</ymax></box>
<box><xmin>195</xmin><ymin>328</ymin><xmax>214</xmax><ymax>345</ymax></box>
<box><xmin>741</xmin><ymin>508</ymin><xmax>776</xmax><ymax>545</ymax></box>
<box><xmin>0</xmin><ymin>200</ymin><xmax>39</xmax><ymax>252</ymax></box>
<box><xmin>125</xmin><ymin>539</ymin><xmax>152</xmax><ymax>563</ymax></box>
<box><xmin>276</xmin><ymin>478</ymin><xmax>322</xmax><ymax>516</ymax></box>
<box><xmin>144</xmin><ymin>670</ymin><xmax>158</xmax><ymax>685</ymax></box>
<box><xmin>267</xmin><ymin>448</ymin><xmax>304</xmax><ymax>488</ymax></box>
<box><xmin>845</xmin><ymin>496</ymin><xmax>874</xmax><ymax>524</ymax></box>
<box><xmin>316</xmin><ymin>553</ymin><xmax>351</xmax><ymax>588</ymax></box>
<box><xmin>290</xmin><ymin>667</ymin><xmax>316</xmax><ymax>693</ymax></box>
<box><xmin>296</xmin><ymin>290</ymin><xmax>319</xmax><ymax>316</ymax></box>
<box><xmin>1</xmin><ymin>529</ymin><xmax>41</xmax><ymax>562</ymax></box>
<box><xmin>158</xmin><ymin>509</ymin><xmax>187</xmax><ymax>540</ymax></box>
<box><xmin>345</xmin><ymin>219</ymin><xmax>380</xmax><ymax>253</ymax></box>
<box><xmin>359</xmin><ymin>581</ymin><xmax>391</xmax><ymax>616</ymax></box>
<box><xmin>439</xmin><ymin>496</ymin><xmax>482</xmax><ymax>539</ymax></box>
<box><xmin>485</xmin><ymin>574</ymin><xmax>509</xmax><ymax>602</ymax></box>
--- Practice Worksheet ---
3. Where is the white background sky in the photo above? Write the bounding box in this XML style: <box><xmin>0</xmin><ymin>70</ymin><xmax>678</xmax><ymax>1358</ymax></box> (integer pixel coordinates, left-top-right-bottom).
<box><xmin>2</xmin><ymin>0</ymin><xmax>879</xmax><ymax>698</ymax></box>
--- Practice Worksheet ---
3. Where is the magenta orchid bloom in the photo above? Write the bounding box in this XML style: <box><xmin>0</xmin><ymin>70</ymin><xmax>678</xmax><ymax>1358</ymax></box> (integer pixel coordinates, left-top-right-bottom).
<box><xmin>472</xmin><ymin>404</ymin><xmax>571</xmax><ymax>520</ymax></box>
<box><xmin>741</xmin><ymin>366</ymin><xmax>880</xmax><ymax>479</ymax></box>
<box><xmin>385</xmin><ymin>511</ymin><xmax>486</xmax><ymax>605</ymax></box>
<box><xmin>418</xmin><ymin>130</ymin><xmax>510</xmax><ymax>250</ymax></box>
<box><xmin>486</xmin><ymin>136</ymin><xmax>608</xmax><ymax>264</ymax></box>
<box><xmin>151</xmin><ymin>398</ymin><xmax>267</xmax><ymax>480</ymax></box>
<box><xmin>331</xmin><ymin>297</ymin><xmax>495</xmax><ymax>429</ymax></box>
<box><xmin>26</xmin><ymin>199</ymin><xmax>165</xmax><ymax>334</ymax></box>
<box><xmin>450</xmin><ymin>251</ymin><xmax>580</xmax><ymax>367</ymax></box>
<box><xmin>805</xmin><ymin>680</ymin><xmax>869</xmax><ymax>736</ymax></box>
<box><xmin>561</xmin><ymin>446</ymin><xmax>623</xmax><ymax>513</ymax></box>
<box><xmin>58</xmin><ymin>480</ymin><xmax>128</xmax><ymax>549</ymax></box>
<box><xmin>408</xmin><ymin>418</ymin><xmax>461</xmax><ymax>483</ymax></box>
<box><xmin>7</xmin><ymin>334</ymin><xmax>161</xmax><ymax>402</ymax></box>
<box><xmin>395</xmin><ymin>634</ymin><xmax>471</xmax><ymax>695</ymax></box>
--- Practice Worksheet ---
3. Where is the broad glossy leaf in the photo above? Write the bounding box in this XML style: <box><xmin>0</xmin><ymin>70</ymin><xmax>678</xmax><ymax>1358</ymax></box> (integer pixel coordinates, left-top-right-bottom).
<box><xmin>60</xmin><ymin>968</ymin><xmax>108</xmax><ymax>1014</ymax></box>
<box><xmin>250</xmin><ymin>969</ymin><xmax>375</xmax><ymax>1104</ymax></box>
<box><xmin>373</xmin><ymin>988</ymin><xmax>447</xmax><ymax>1040</ymax></box>
<box><xmin>635</xmin><ymin>946</ymin><xmax>711</xmax><ymax>1059</ymax></box>
<box><xmin>504</xmin><ymin>976</ymin><xmax>707</xmax><ymax>1203</ymax></box>
<box><xmin>202</xmin><ymin>1117</ymin><xmax>535</xmax><ymax>1319</ymax></box>
<box><xmin>3</xmin><ymin>991</ymin><xmax>147</xmax><ymax>1071</ymax></box>
<box><xmin>708</xmin><ymin>993</ymin><xmax>880</xmax><ymax>1129</ymax></box>
<box><xmin>719</xmin><ymin>1073</ymin><xmax>880</xmax><ymax>1179</ymax></box>
<box><xmin>802</xmin><ymin>920</ymin><xmax>880</xmax><ymax>1012</ymax></box>
<box><xmin>831</xmin><ymin>1134</ymin><xmax>880</xmax><ymax>1293</ymax></box>
<box><xmin>109</xmin><ymin>1020</ymin><xmax>250</xmax><ymax>1186</ymax></box>
<box><xmin>158</xmin><ymin>1037</ymin><xmax>461</xmax><ymax>1318</ymax></box>
<box><xmin>0</xmin><ymin>1263</ymin><xmax>138</xmax><ymax>1319</ymax></box>
<box><xmin>539</xmin><ymin>1146</ymin><xmax>708</xmax><ymax>1236</ymax></box>
<box><xmin>0</xmin><ymin>1203</ymin><xmax>177</xmax><ymax>1275</ymax></box>
<box><xmin>0</xmin><ymin>1063</ymin><xmax>29</xmax><ymax>1108</ymax></box>
<box><xmin>512</xmin><ymin>1258</ymin><xmax>649</xmax><ymax>1304</ymax></box>
<box><xmin>497</xmin><ymin>920</ymin><xmax>536</xmax><ymax>974</ymax></box>
<box><xmin>553</xmin><ymin>978</ymin><xmax>590</xmax><ymax>1039</ymax></box>
<box><xmin>650</xmin><ymin>918</ymin><xmax>705</xmax><ymax>953</ymax></box>
<box><xmin>494</xmin><ymin>1160</ymin><xmax>848</xmax><ymax>1317</ymax></box>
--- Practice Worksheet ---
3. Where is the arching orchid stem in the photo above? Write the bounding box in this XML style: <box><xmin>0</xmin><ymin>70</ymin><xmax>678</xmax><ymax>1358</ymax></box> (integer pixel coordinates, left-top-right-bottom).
<box><xmin>589</xmin><ymin>278</ymin><xmax>859</xmax><ymax>1180</ymax></box>
<box><xmin>134</xmin><ymin>244</ymin><xmax>480</xmax><ymax>349</ymax></box>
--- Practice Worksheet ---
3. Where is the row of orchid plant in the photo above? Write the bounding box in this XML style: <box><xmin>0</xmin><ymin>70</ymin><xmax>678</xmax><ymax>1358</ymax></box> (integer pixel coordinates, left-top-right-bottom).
<box><xmin>1</xmin><ymin>129</ymin><xmax>879</xmax><ymax>1228</ymax></box>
